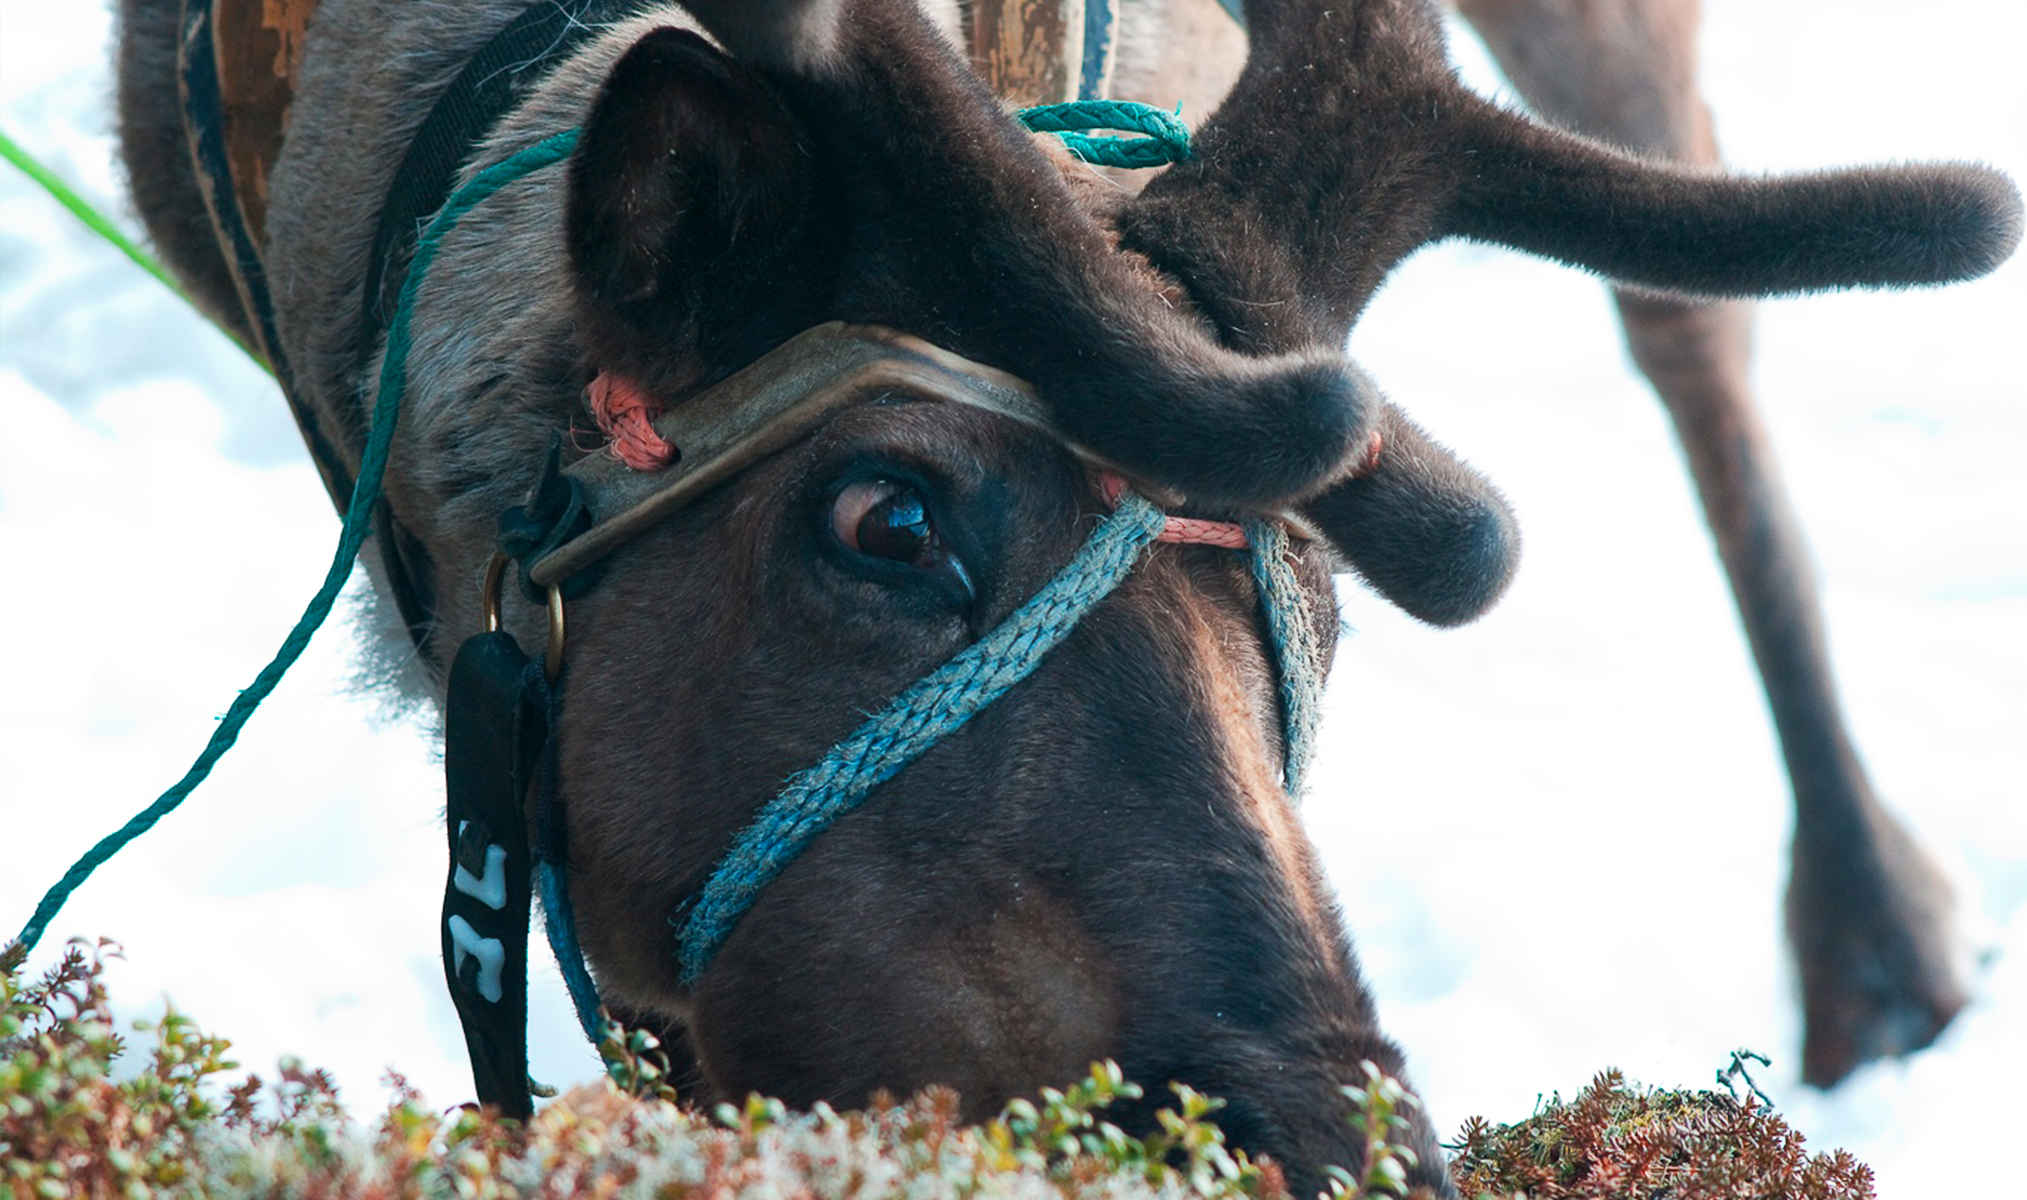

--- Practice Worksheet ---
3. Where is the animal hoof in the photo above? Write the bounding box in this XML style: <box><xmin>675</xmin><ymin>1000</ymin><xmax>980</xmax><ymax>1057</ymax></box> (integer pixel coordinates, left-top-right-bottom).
<box><xmin>1787</xmin><ymin>795</ymin><xmax>1974</xmax><ymax>1087</ymax></box>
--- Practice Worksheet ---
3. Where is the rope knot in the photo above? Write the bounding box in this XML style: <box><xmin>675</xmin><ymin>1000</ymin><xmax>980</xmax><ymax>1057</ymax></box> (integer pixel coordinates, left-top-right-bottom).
<box><xmin>588</xmin><ymin>371</ymin><xmax>677</xmax><ymax>470</ymax></box>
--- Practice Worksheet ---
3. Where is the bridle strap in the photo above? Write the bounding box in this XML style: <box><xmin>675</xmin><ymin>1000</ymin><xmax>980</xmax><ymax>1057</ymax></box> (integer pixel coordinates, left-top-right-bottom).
<box><xmin>354</xmin><ymin>0</ymin><xmax>641</xmax><ymax>394</ymax></box>
<box><xmin>176</xmin><ymin>0</ymin><xmax>345</xmax><ymax>510</ymax></box>
<box><xmin>527</xmin><ymin>323</ymin><xmax>1152</xmax><ymax>591</ymax></box>
<box><xmin>673</xmin><ymin>493</ymin><xmax>1168</xmax><ymax>984</ymax></box>
<box><xmin>440</xmin><ymin>631</ymin><xmax>544</xmax><ymax>1119</ymax></box>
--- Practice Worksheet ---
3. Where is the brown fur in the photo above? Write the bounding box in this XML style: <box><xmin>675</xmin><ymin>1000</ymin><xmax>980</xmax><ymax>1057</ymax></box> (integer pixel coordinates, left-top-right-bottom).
<box><xmin>112</xmin><ymin>0</ymin><xmax>2018</xmax><ymax>1193</ymax></box>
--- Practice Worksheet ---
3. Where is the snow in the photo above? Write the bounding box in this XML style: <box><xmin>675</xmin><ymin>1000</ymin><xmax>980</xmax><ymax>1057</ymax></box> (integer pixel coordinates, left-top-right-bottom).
<box><xmin>3</xmin><ymin>1</ymin><xmax>2022</xmax><ymax>1194</ymax></box>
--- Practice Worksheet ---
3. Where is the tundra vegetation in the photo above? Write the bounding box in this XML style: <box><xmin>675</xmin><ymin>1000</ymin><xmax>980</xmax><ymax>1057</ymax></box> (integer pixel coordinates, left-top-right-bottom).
<box><xmin>2</xmin><ymin>940</ymin><xmax>1876</xmax><ymax>1199</ymax></box>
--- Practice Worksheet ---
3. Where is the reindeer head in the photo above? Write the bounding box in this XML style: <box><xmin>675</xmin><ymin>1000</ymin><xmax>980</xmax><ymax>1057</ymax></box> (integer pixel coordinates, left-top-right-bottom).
<box><xmin>486</xmin><ymin>0</ymin><xmax>2017</xmax><ymax>1192</ymax></box>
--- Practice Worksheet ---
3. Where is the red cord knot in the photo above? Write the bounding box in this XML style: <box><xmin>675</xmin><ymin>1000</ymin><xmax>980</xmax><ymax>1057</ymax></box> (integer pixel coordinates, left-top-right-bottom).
<box><xmin>588</xmin><ymin>371</ymin><xmax>677</xmax><ymax>471</ymax></box>
<box><xmin>1097</xmin><ymin>472</ymin><xmax>1250</xmax><ymax>548</ymax></box>
<box><xmin>1360</xmin><ymin>427</ymin><xmax>1385</xmax><ymax>476</ymax></box>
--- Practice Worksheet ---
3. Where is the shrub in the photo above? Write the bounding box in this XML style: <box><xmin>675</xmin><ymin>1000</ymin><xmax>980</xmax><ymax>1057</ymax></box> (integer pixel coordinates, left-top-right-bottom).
<box><xmin>0</xmin><ymin>940</ymin><xmax>1870</xmax><ymax>1200</ymax></box>
<box><xmin>1446</xmin><ymin>1067</ymin><xmax>1874</xmax><ymax>1199</ymax></box>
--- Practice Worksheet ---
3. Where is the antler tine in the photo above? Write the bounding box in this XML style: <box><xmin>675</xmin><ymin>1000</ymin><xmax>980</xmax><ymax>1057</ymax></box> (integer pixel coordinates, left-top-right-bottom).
<box><xmin>1123</xmin><ymin>0</ymin><xmax>2020</xmax><ymax>336</ymax></box>
<box><xmin>1111</xmin><ymin>1</ymin><xmax>1521</xmax><ymax>624</ymax></box>
<box><xmin>1118</xmin><ymin>0</ymin><xmax>1466</xmax><ymax>343</ymax></box>
<box><xmin>1444</xmin><ymin>105</ymin><xmax>2023</xmax><ymax>297</ymax></box>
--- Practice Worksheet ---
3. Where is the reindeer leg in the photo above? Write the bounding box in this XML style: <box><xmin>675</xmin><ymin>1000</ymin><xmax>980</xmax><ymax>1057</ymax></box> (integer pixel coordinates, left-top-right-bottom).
<box><xmin>1455</xmin><ymin>0</ymin><xmax>1971</xmax><ymax>1086</ymax></box>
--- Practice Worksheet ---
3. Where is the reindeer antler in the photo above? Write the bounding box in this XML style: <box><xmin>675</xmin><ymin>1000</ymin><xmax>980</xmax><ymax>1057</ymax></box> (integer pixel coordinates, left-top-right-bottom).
<box><xmin>670</xmin><ymin>0</ymin><xmax>1381</xmax><ymax>509</ymax></box>
<box><xmin>1124</xmin><ymin>0</ymin><xmax>2019</xmax><ymax>333</ymax></box>
<box><xmin>655</xmin><ymin>0</ymin><xmax>1528</xmax><ymax>624</ymax></box>
<box><xmin>1115</xmin><ymin>0</ymin><xmax>2020</xmax><ymax>623</ymax></box>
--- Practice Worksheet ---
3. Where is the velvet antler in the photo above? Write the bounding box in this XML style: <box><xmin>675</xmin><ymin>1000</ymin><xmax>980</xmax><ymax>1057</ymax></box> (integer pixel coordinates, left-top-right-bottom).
<box><xmin>1116</xmin><ymin>0</ymin><xmax>2020</xmax><ymax>623</ymax></box>
<box><xmin>668</xmin><ymin>0</ymin><xmax>1379</xmax><ymax>510</ymax></box>
<box><xmin>1124</xmin><ymin>0</ymin><xmax>2019</xmax><ymax>332</ymax></box>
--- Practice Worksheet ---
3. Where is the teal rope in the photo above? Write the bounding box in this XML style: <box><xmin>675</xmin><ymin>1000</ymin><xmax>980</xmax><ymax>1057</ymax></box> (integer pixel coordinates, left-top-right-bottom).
<box><xmin>675</xmin><ymin>497</ymin><xmax>1327</xmax><ymax>984</ymax></box>
<box><xmin>677</xmin><ymin>494</ymin><xmax>1171</xmax><ymax>984</ymax></box>
<box><xmin>1017</xmin><ymin>100</ymin><xmax>1191</xmax><ymax>169</ymax></box>
<box><xmin>1247</xmin><ymin>520</ymin><xmax>1322</xmax><ymax>797</ymax></box>
<box><xmin>10</xmin><ymin>130</ymin><xmax>581</xmax><ymax>957</ymax></box>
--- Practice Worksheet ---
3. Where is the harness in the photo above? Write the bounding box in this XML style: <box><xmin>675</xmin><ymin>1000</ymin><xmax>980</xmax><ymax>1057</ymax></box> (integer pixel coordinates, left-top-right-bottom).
<box><xmin>16</xmin><ymin>0</ymin><xmax>1295</xmax><ymax>1121</ymax></box>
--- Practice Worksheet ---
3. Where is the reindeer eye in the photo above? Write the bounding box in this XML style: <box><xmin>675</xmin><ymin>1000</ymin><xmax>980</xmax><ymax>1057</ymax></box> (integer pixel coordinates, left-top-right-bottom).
<box><xmin>833</xmin><ymin>479</ymin><xmax>932</xmax><ymax>562</ymax></box>
<box><xmin>829</xmin><ymin>478</ymin><xmax>976</xmax><ymax>600</ymax></box>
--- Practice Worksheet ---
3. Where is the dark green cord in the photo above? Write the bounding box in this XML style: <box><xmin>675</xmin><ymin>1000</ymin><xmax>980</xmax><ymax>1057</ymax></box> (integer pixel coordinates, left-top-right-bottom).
<box><xmin>10</xmin><ymin>129</ymin><xmax>582</xmax><ymax>956</ymax></box>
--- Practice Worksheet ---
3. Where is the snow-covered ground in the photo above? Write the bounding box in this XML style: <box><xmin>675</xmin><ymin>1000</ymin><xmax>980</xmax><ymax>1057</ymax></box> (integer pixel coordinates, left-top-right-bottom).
<box><xmin>3</xmin><ymin>1</ymin><xmax>2021</xmax><ymax>1194</ymax></box>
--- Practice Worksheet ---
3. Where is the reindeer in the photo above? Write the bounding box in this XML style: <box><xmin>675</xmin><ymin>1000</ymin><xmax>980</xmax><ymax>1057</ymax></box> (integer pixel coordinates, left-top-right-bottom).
<box><xmin>111</xmin><ymin>0</ymin><xmax>2018</xmax><ymax>1192</ymax></box>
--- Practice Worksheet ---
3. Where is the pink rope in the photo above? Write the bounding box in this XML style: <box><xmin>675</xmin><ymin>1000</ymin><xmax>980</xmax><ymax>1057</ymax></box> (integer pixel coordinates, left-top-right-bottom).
<box><xmin>1159</xmin><ymin>516</ymin><xmax>1251</xmax><ymax>548</ymax></box>
<box><xmin>588</xmin><ymin>371</ymin><xmax>677</xmax><ymax>471</ymax></box>
<box><xmin>1098</xmin><ymin>472</ymin><xmax>1250</xmax><ymax>547</ymax></box>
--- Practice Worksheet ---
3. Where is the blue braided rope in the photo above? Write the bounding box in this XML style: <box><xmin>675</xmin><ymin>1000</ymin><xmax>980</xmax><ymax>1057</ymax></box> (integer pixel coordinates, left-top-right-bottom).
<box><xmin>1246</xmin><ymin>520</ymin><xmax>1323</xmax><ymax>798</ymax></box>
<box><xmin>676</xmin><ymin>494</ymin><xmax>1171</xmax><ymax>984</ymax></box>
<box><xmin>9</xmin><ymin>130</ymin><xmax>582</xmax><ymax>957</ymax></box>
<box><xmin>1017</xmin><ymin>100</ymin><xmax>1192</xmax><ymax>169</ymax></box>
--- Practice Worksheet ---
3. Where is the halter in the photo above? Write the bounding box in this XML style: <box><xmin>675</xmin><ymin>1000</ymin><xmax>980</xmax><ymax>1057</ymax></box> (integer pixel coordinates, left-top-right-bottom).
<box><xmin>415</xmin><ymin>148</ymin><xmax>1325</xmax><ymax>1101</ymax></box>
<box><xmin>507</xmin><ymin>324</ymin><xmax>1324</xmax><ymax>989</ymax></box>
<box><xmin>479</xmin><ymin>320</ymin><xmax>1328</xmax><ymax>999</ymax></box>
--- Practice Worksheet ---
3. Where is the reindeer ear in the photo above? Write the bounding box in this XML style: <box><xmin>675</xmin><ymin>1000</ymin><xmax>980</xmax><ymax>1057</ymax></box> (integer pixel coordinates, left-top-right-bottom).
<box><xmin>567</xmin><ymin>27</ymin><xmax>838</xmax><ymax>395</ymax></box>
<box><xmin>1300</xmin><ymin>407</ymin><xmax>1520</xmax><ymax>627</ymax></box>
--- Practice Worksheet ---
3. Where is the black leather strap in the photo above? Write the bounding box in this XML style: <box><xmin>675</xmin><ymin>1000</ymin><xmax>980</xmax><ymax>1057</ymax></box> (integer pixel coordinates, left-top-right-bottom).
<box><xmin>441</xmin><ymin>630</ymin><xmax>547</xmax><ymax>1118</ymax></box>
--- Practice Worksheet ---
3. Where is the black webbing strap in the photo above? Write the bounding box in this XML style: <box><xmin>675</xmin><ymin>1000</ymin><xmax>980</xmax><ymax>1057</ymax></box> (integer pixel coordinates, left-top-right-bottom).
<box><xmin>441</xmin><ymin>628</ymin><xmax>546</xmax><ymax>1118</ymax></box>
<box><xmin>354</xmin><ymin>0</ymin><xmax>642</xmax><ymax>381</ymax></box>
<box><xmin>177</xmin><ymin>0</ymin><xmax>352</xmax><ymax>513</ymax></box>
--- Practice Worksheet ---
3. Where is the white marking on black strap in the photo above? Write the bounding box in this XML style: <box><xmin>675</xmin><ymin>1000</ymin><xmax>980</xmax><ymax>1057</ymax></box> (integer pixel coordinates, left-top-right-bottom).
<box><xmin>453</xmin><ymin>820</ymin><xmax>511</xmax><ymax>911</ymax></box>
<box><xmin>447</xmin><ymin>915</ymin><xmax>508</xmax><ymax>1003</ymax></box>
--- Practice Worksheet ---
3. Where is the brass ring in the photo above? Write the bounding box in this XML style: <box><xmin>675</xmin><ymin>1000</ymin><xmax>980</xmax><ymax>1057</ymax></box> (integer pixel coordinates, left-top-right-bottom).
<box><xmin>481</xmin><ymin>552</ymin><xmax>567</xmax><ymax>683</ymax></box>
<box><xmin>544</xmin><ymin>585</ymin><xmax>566</xmax><ymax>683</ymax></box>
<box><xmin>481</xmin><ymin>554</ymin><xmax>509</xmax><ymax>633</ymax></box>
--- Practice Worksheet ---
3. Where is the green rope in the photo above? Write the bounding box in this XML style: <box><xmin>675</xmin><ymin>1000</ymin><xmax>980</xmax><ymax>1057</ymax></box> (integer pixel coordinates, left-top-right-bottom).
<box><xmin>9</xmin><ymin>129</ymin><xmax>582</xmax><ymax>957</ymax></box>
<box><xmin>0</xmin><ymin>126</ymin><xmax>266</xmax><ymax>369</ymax></box>
<box><xmin>1017</xmin><ymin>100</ymin><xmax>1191</xmax><ymax>169</ymax></box>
